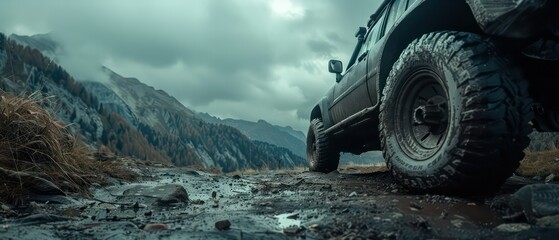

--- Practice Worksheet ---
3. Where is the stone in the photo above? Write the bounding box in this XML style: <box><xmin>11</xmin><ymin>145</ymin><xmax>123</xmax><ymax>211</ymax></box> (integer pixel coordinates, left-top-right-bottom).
<box><xmin>494</xmin><ymin>223</ymin><xmax>531</xmax><ymax>233</ymax></box>
<box><xmin>1</xmin><ymin>204</ymin><xmax>10</xmax><ymax>211</ymax></box>
<box><xmin>409</xmin><ymin>202</ymin><xmax>423</xmax><ymax>210</ymax></box>
<box><xmin>510</xmin><ymin>184</ymin><xmax>559</xmax><ymax>222</ymax></box>
<box><xmin>156</xmin><ymin>186</ymin><xmax>189</xmax><ymax>205</ymax></box>
<box><xmin>349</xmin><ymin>192</ymin><xmax>357</xmax><ymax>197</ymax></box>
<box><xmin>545</xmin><ymin>174</ymin><xmax>555</xmax><ymax>183</ymax></box>
<box><xmin>123</xmin><ymin>184</ymin><xmax>189</xmax><ymax>206</ymax></box>
<box><xmin>536</xmin><ymin>215</ymin><xmax>559</xmax><ymax>228</ymax></box>
<box><xmin>215</xmin><ymin>220</ymin><xmax>231</xmax><ymax>230</ymax></box>
<box><xmin>30</xmin><ymin>177</ymin><xmax>65</xmax><ymax>195</ymax></box>
<box><xmin>283</xmin><ymin>226</ymin><xmax>303</xmax><ymax>236</ymax></box>
<box><xmin>310</xmin><ymin>224</ymin><xmax>319</xmax><ymax>230</ymax></box>
<box><xmin>144</xmin><ymin>223</ymin><xmax>170</xmax><ymax>231</ymax></box>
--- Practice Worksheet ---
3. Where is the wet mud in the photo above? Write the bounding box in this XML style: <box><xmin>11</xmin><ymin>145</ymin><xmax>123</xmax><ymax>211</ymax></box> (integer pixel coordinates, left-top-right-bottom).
<box><xmin>1</xmin><ymin>167</ymin><xmax>558</xmax><ymax>239</ymax></box>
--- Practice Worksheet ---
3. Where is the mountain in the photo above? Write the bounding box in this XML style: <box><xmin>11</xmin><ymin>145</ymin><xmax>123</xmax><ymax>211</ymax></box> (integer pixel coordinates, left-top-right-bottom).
<box><xmin>8</xmin><ymin>34</ymin><xmax>58</xmax><ymax>58</ymax></box>
<box><xmin>1</xmin><ymin>33</ymin><xmax>306</xmax><ymax>172</ymax></box>
<box><xmin>198</xmin><ymin>113</ymin><xmax>307</xmax><ymax>158</ymax></box>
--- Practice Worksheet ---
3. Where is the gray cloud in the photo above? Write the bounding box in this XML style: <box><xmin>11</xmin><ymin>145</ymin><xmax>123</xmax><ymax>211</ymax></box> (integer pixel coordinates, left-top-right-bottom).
<box><xmin>0</xmin><ymin>0</ymin><xmax>382</xmax><ymax>132</ymax></box>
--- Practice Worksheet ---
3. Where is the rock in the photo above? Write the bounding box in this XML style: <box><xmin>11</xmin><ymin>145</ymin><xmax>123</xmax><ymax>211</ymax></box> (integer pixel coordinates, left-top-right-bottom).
<box><xmin>494</xmin><ymin>223</ymin><xmax>531</xmax><ymax>233</ymax></box>
<box><xmin>1</xmin><ymin>204</ymin><xmax>10</xmax><ymax>211</ymax></box>
<box><xmin>440</xmin><ymin>210</ymin><xmax>448</xmax><ymax>219</ymax></box>
<box><xmin>211</xmin><ymin>191</ymin><xmax>217</xmax><ymax>199</ymax></box>
<box><xmin>144</xmin><ymin>211</ymin><xmax>153</xmax><ymax>217</ymax></box>
<box><xmin>156</xmin><ymin>185</ymin><xmax>189</xmax><ymax>205</ymax></box>
<box><xmin>451</xmin><ymin>219</ymin><xmax>463</xmax><ymax>228</ymax></box>
<box><xmin>537</xmin><ymin>215</ymin><xmax>559</xmax><ymax>228</ymax></box>
<box><xmin>283</xmin><ymin>226</ymin><xmax>303</xmax><ymax>236</ymax></box>
<box><xmin>0</xmin><ymin>167</ymin><xmax>64</xmax><ymax>196</ymax></box>
<box><xmin>310</xmin><ymin>224</ymin><xmax>319</xmax><ymax>230</ymax></box>
<box><xmin>123</xmin><ymin>184</ymin><xmax>189</xmax><ymax>206</ymax></box>
<box><xmin>144</xmin><ymin>223</ymin><xmax>170</xmax><ymax>231</ymax></box>
<box><xmin>215</xmin><ymin>220</ymin><xmax>231</xmax><ymax>230</ymax></box>
<box><xmin>191</xmin><ymin>199</ymin><xmax>205</xmax><ymax>205</ymax></box>
<box><xmin>29</xmin><ymin>177</ymin><xmax>65</xmax><ymax>195</ymax></box>
<box><xmin>287</xmin><ymin>213</ymin><xmax>299</xmax><ymax>219</ymax></box>
<box><xmin>532</xmin><ymin>176</ymin><xmax>542</xmax><ymax>181</ymax></box>
<box><xmin>510</xmin><ymin>184</ymin><xmax>559</xmax><ymax>222</ymax></box>
<box><xmin>349</xmin><ymin>192</ymin><xmax>357</xmax><ymax>197</ymax></box>
<box><xmin>409</xmin><ymin>202</ymin><xmax>423</xmax><ymax>210</ymax></box>
<box><xmin>414</xmin><ymin>216</ymin><xmax>431</xmax><ymax>231</ymax></box>
<box><xmin>546</xmin><ymin>174</ymin><xmax>555</xmax><ymax>183</ymax></box>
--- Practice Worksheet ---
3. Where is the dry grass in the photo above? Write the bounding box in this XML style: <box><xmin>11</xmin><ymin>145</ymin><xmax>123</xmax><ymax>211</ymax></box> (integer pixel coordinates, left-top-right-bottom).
<box><xmin>0</xmin><ymin>93</ymin><xmax>136</xmax><ymax>204</ymax></box>
<box><xmin>517</xmin><ymin>148</ymin><xmax>559</xmax><ymax>177</ymax></box>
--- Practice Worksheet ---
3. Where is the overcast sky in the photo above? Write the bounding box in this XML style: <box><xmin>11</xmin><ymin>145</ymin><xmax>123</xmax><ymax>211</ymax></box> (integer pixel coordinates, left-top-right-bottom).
<box><xmin>0</xmin><ymin>0</ymin><xmax>382</xmax><ymax>132</ymax></box>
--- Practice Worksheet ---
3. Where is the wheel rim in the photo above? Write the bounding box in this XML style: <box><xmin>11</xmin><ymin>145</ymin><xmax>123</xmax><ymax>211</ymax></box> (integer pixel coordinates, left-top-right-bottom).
<box><xmin>395</xmin><ymin>68</ymin><xmax>450</xmax><ymax>161</ymax></box>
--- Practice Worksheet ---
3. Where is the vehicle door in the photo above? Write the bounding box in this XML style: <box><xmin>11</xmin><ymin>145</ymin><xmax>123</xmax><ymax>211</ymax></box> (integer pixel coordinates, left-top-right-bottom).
<box><xmin>329</xmin><ymin>29</ymin><xmax>376</xmax><ymax>124</ymax></box>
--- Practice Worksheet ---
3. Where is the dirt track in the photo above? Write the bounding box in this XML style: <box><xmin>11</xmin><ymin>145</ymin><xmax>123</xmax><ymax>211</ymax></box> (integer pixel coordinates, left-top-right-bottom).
<box><xmin>1</xmin><ymin>166</ymin><xmax>558</xmax><ymax>239</ymax></box>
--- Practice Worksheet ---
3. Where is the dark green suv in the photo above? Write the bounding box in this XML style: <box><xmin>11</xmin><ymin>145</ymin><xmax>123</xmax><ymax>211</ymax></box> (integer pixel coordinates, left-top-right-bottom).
<box><xmin>307</xmin><ymin>0</ymin><xmax>559</xmax><ymax>193</ymax></box>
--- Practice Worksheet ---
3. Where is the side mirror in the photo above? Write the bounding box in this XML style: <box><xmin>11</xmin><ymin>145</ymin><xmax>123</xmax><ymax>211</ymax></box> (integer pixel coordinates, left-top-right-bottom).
<box><xmin>328</xmin><ymin>60</ymin><xmax>343</xmax><ymax>82</ymax></box>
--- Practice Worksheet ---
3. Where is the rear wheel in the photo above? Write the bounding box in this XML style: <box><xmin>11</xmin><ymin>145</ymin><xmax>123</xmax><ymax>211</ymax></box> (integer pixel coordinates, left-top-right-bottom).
<box><xmin>307</xmin><ymin>118</ymin><xmax>339</xmax><ymax>172</ymax></box>
<box><xmin>379</xmin><ymin>31</ymin><xmax>533</xmax><ymax>194</ymax></box>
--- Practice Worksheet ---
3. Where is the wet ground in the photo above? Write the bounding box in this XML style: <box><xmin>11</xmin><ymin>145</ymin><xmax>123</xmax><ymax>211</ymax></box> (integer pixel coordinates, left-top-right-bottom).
<box><xmin>1</xmin><ymin>166</ymin><xmax>558</xmax><ymax>239</ymax></box>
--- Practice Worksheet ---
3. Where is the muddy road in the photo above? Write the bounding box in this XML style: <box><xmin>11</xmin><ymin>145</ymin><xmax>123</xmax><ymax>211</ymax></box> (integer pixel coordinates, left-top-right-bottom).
<box><xmin>1</xmin><ymin>166</ymin><xmax>558</xmax><ymax>239</ymax></box>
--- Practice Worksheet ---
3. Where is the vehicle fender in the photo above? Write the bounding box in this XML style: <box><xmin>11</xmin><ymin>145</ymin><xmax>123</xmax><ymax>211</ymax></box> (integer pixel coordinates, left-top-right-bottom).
<box><xmin>309</xmin><ymin>96</ymin><xmax>334</xmax><ymax>130</ymax></box>
<box><xmin>374</xmin><ymin>0</ymin><xmax>481</xmax><ymax>104</ymax></box>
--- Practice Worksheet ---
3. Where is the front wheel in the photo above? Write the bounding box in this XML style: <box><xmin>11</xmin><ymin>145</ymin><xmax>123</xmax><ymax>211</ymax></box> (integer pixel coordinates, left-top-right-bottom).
<box><xmin>307</xmin><ymin>118</ymin><xmax>339</xmax><ymax>172</ymax></box>
<box><xmin>379</xmin><ymin>31</ymin><xmax>533</xmax><ymax>194</ymax></box>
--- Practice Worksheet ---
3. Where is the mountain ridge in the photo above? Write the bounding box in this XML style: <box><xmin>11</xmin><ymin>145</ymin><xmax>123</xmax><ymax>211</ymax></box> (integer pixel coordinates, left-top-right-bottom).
<box><xmin>1</xmin><ymin>32</ymin><xmax>306</xmax><ymax>172</ymax></box>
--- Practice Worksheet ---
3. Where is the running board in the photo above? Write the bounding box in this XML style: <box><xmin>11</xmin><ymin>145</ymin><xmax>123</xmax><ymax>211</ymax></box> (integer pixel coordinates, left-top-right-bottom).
<box><xmin>324</xmin><ymin>106</ymin><xmax>378</xmax><ymax>137</ymax></box>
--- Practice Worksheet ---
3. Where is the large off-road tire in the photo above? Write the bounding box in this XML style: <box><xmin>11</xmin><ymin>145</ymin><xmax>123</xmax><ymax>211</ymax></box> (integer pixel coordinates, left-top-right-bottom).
<box><xmin>379</xmin><ymin>31</ymin><xmax>533</xmax><ymax>194</ymax></box>
<box><xmin>307</xmin><ymin>118</ymin><xmax>339</xmax><ymax>172</ymax></box>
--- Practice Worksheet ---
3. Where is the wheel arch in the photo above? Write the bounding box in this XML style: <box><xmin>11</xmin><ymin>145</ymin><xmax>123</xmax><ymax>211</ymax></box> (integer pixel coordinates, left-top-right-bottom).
<box><xmin>310</xmin><ymin>96</ymin><xmax>335</xmax><ymax>129</ymax></box>
<box><xmin>310</xmin><ymin>104</ymin><xmax>322</xmax><ymax>121</ymax></box>
<box><xmin>376</xmin><ymin>0</ymin><xmax>483</xmax><ymax>102</ymax></box>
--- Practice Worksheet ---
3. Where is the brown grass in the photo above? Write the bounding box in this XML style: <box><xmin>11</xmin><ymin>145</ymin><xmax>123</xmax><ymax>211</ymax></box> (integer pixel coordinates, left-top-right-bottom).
<box><xmin>0</xmin><ymin>93</ymin><xmax>136</xmax><ymax>204</ymax></box>
<box><xmin>517</xmin><ymin>148</ymin><xmax>559</xmax><ymax>177</ymax></box>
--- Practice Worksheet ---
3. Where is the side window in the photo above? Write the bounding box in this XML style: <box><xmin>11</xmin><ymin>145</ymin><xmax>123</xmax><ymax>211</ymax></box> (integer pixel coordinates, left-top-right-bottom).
<box><xmin>381</xmin><ymin>0</ymin><xmax>404</xmax><ymax>38</ymax></box>
<box><xmin>370</xmin><ymin>8</ymin><xmax>386</xmax><ymax>43</ymax></box>
<box><xmin>407</xmin><ymin>0</ymin><xmax>419</xmax><ymax>9</ymax></box>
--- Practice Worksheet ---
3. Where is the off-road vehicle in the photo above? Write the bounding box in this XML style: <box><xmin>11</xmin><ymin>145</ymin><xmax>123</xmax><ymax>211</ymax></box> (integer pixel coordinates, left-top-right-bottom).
<box><xmin>307</xmin><ymin>0</ymin><xmax>559</xmax><ymax>193</ymax></box>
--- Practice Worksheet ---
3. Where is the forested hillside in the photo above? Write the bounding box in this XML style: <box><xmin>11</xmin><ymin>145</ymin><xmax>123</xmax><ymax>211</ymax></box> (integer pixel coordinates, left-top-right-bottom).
<box><xmin>0</xmin><ymin>33</ymin><xmax>305</xmax><ymax>172</ymax></box>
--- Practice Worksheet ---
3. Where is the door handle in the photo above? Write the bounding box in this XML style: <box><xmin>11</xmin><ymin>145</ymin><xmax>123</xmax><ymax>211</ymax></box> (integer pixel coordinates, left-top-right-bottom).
<box><xmin>358</xmin><ymin>51</ymin><xmax>368</xmax><ymax>62</ymax></box>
